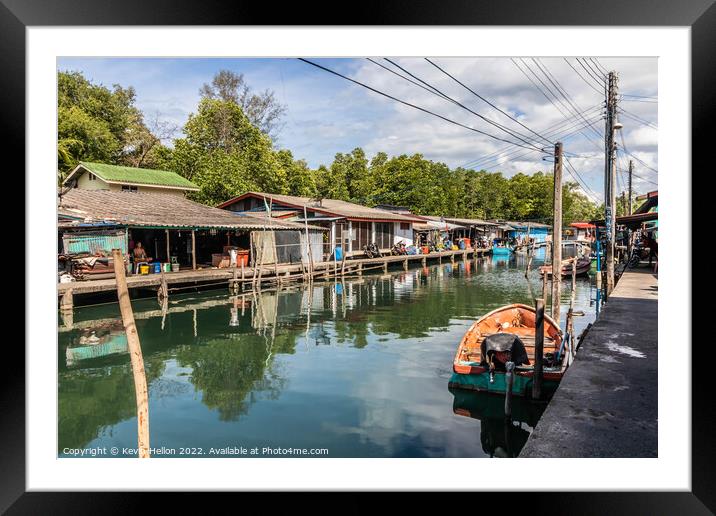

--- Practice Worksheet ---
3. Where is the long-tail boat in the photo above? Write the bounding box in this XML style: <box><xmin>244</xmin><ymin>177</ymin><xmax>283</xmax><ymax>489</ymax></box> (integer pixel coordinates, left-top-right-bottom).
<box><xmin>449</xmin><ymin>304</ymin><xmax>572</xmax><ymax>396</ymax></box>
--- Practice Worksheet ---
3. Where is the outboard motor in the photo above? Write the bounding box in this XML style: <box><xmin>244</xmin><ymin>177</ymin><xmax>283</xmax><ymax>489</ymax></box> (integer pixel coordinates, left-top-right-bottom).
<box><xmin>481</xmin><ymin>333</ymin><xmax>529</xmax><ymax>383</ymax></box>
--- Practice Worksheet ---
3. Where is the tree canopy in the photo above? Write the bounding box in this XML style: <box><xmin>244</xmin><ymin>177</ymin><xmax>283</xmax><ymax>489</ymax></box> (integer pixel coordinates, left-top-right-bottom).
<box><xmin>57</xmin><ymin>69</ymin><xmax>601</xmax><ymax>222</ymax></box>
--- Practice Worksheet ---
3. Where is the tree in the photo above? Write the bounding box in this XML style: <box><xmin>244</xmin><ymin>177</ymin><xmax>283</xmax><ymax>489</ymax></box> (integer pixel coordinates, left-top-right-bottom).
<box><xmin>200</xmin><ymin>70</ymin><xmax>287</xmax><ymax>140</ymax></box>
<box><xmin>160</xmin><ymin>98</ymin><xmax>288</xmax><ymax>205</ymax></box>
<box><xmin>57</xmin><ymin>71</ymin><xmax>160</xmax><ymax>182</ymax></box>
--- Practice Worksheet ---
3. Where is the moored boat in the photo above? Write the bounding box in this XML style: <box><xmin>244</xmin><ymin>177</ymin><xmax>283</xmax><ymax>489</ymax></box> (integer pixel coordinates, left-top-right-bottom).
<box><xmin>539</xmin><ymin>256</ymin><xmax>591</xmax><ymax>278</ymax></box>
<box><xmin>449</xmin><ymin>304</ymin><xmax>571</xmax><ymax>396</ymax></box>
<box><xmin>491</xmin><ymin>238</ymin><xmax>513</xmax><ymax>256</ymax></box>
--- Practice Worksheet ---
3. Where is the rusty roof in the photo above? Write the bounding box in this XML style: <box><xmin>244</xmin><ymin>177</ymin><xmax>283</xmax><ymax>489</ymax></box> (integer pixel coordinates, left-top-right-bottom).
<box><xmin>58</xmin><ymin>189</ymin><xmax>325</xmax><ymax>231</ymax></box>
<box><xmin>218</xmin><ymin>192</ymin><xmax>424</xmax><ymax>223</ymax></box>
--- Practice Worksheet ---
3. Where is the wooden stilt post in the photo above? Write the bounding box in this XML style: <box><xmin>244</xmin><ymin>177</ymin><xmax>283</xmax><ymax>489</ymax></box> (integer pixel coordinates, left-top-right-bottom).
<box><xmin>532</xmin><ymin>297</ymin><xmax>545</xmax><ymax>400</ymax></box>
<box><xmin>403</xmin><ymin>258</ymin><xmax>408</xmax><ymax>271</ymax></box>
<box><xmin>158</xmin><ymin>272</ymin><xmax>168</xmax><ymax>302</ymax></box>
<box><xmin>357</xmin><ymin>262</ymin><xmax>363</xmax><ymax>276</ymax></box>
<box><xmin>112</xmin><ymin>249</ymin><xmax>150</xmax><ymax>458</ymax></box>
<box><xmin>191</xmin><ymin>229</ymin><xmax>197</xmax><ymax>270</ymax></box>
<box><xmin>165</xmin><ymin>229</ymin><xmax>170</xmax><ymax>263</ymax></box>
<box><xmin>383</xmin><ymin>261</ymin><xmax>388</xmax><ymax>274</ymax></box>
<box><xmin>60</xmin><ymin>288</ymin><xmax>73</xmax><ymax>313</ymax></box>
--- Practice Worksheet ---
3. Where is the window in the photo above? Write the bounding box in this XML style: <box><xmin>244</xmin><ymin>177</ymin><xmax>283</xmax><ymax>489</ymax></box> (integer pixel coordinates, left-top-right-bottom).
<box><xmin>121</xmin><ymin>185</ymin><xmax>138</xmax><ymax>192</ymax></box>
<box><xmin>351</xmin><ymin>221</ymin><xmax>371</xmax><ymax>251</ymax></box>
<box><xmin>400</xmin><ymin>222</ymin><xmax>410</xmax><ymax>231</ymax></box>
<box><xmin>88</xmin><ymin>173</ymin><xmax>96</xmax><ymax>181</ymax></box>
<box><xmin>375</xmin><ymin>222</ymin><xmax>394</xmax><ymax>249</ymax></box>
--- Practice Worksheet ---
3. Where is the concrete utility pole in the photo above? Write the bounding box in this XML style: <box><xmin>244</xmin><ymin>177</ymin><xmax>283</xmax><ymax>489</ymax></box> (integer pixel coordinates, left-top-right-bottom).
<box><xmin>551</xmin><ymin>142</ymin><xmax>563</xmax><ymax>323</ymax></box>
<box><xmin>605</xmin><ymin>71</ymin><xmax>619</xmax><ymax>296</ymax></box>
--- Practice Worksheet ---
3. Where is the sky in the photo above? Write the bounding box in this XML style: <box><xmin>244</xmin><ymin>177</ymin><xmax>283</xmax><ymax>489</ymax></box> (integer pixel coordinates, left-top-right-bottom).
<box><xmin>57</xmin><ymin>56</ymin><xmax>658</xmax><ymax>200</ymax></box>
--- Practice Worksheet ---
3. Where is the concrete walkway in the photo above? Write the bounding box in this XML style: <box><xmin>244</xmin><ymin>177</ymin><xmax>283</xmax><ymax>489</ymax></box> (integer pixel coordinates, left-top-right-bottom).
<box><xmin>520</xmin><ymin>268</ymin><xmax>658</xmax><ymax>457</ymax></box>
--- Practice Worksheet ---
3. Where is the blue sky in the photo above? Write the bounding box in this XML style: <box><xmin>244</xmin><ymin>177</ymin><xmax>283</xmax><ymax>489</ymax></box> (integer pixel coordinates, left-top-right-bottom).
<box><xmin>57</xmin><ymin>57</ymin><xmax>658</xmax><ymax>199</ymax></box>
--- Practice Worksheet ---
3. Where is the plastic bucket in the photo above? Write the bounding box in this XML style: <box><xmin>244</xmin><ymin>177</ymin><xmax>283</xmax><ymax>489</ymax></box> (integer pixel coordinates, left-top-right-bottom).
<box><xmin>139</xmin><ymin>265</ymin><xmax>150</xmax><ymax>275</ymax></box>
<box><xmin>152</xmin><ymin>262</ymin><xmax>162</xmax><ymax>274</ymax></box>
<box><xmin>334</xmin><ymin>246</ymin><xmax>343</xmax><ymax>261</ymax></box>
<box><xmin>171</xmin><ymin>263</ymin><xmax>180</xmax><ymax>272</ymax></box>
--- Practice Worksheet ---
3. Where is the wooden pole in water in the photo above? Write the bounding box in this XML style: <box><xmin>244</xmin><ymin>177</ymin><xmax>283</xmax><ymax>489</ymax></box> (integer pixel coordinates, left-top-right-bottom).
<box><xmin>112</xmin><ymin>249</ymin><xmax>150</xmax><ymax>458</ymax></box>
<box><xmin>532</xmin><ymin>297</ymin><xmax>545</xmax><ymax>400</ymax></box>
<box><xmin>524</xmin><ymin>239</ymin><xmax>535</xmax><ymax>278</ymax></box>
<box><xmin>571</xmin><ymin>257</ymin><xmax>577</xmax><ymax>306</ymax></box>
<box><xmin>551</xmin><ymin>142</ymin><xmax>563</xmax><ymax>324</ymax></box>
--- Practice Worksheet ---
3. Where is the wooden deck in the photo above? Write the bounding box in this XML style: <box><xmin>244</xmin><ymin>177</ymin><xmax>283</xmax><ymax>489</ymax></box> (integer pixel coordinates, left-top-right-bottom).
<box><xmin>58</xmin><ymin>248</ymin><xmax>491</xmax><ymax>299</ymax></box>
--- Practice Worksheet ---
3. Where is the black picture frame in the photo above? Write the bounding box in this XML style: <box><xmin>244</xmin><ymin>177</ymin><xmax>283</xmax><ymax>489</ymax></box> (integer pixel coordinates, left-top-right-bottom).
<box><xmin>5</xmin><ymin>0</ymin><xmax>709</xmax><ymax>512</ymax></box>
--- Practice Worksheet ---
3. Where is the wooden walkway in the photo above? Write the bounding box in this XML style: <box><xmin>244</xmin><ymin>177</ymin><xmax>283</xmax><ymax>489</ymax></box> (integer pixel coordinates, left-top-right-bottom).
<box><xmin>58</xmin><ymin>248</ymin><xmax>490</xmax><ymax>304</ymax></box>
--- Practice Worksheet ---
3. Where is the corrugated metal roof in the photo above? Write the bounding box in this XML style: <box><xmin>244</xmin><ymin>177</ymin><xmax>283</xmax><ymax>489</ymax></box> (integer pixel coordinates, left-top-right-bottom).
<box><xmin>58</xmin><ymin>189</ymin><xmax>325</xmax><ymax>231</ymax></box>
<box><xmin>422</xmin><ymin>216</ymin><xmax>499</xmax><ymax>227</ymax></box>
<box><xmin>218</xmin><ymin>192</ymin><xmax>424</xmax><ymax>223</ymax></box>
<box><xmin>64</xmin><ymin>162</ymin><xmax>200</xmax><ymax>191</ymax></box>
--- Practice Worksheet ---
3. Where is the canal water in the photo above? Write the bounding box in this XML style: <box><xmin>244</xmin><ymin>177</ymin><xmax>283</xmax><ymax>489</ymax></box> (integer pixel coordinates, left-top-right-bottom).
<box><xmin>58</xmin><ymin>255</ymin><xmax>598</xmax><ymax>458</ymax></box>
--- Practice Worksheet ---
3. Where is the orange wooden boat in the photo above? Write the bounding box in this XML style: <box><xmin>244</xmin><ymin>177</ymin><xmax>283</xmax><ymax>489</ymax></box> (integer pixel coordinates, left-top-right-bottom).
<box><xmin>449</xmin><ymin>304</ymin><xmax>571</xmax><ymax>396</ymax></box>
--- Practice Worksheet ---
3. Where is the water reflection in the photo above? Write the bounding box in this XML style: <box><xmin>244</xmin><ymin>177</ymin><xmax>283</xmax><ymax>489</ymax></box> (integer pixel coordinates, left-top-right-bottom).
<box><xmin>450</xmin><ymin>388</ymin><xmax>546</xmax><ymax>458</ymax></box>
<box><xmin>58</xmin><ymin>256</ymin><xmax>596</xmax><ymax>457</ymax></box>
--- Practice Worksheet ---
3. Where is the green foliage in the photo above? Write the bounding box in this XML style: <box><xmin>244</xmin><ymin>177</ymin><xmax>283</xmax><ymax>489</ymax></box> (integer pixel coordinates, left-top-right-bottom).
<box><xmin>58</xmin><ymin>70</ymin><xmax>601</xmax><ymax>220</ymax></box>
<box><xmin>57</xmin><ymin>71</ymin><xmax>155</xmax><ymax>182</ymax></box>
<box><xmin>158</xmin><ymin>98</ymin><xmax>289</xmax><ymax>205</ymax></box>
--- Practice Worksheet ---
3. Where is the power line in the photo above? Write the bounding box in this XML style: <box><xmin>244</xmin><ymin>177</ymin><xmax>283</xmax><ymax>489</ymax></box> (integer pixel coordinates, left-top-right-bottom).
<box><xmin>298</xmin><ymin>58</ymin><xmax>544</xmax><ymax>153</ymax></box>
<box><xmin>380</xmin><ymin>58</ymin><xmax>546</xmax><ymax>151</ymax></box>
<box><xmin>564</xmin><ymin>156</ymin><xmax>601</xmax><ymax>202</ymax></box>
<box><xmin>532</xmin><ymin>58</ymin><xmax>603</xmax><ymax>141</ymax></box>
<box><xmin>618</xmin><ymin>108</ymin><xmax>658</xmax><ymax>130</ymax></box>
<box><xmin>564</xmin><ymin>58</ymin><xmax>604</xmax><ymax>94</ymax></box>
<box><xmin>576</xmin><ymin>58</ymin><xmax>605</xmax><ymax>88</ymax></box>
<box><xmin>366</xmin><ymin>58</ymin><xmax>446</xmax><ymax>100</ymax></box>
<box><xmin>583</xmin><ymin>58</ymin><xmax>607</xmax><ymax>83</ymax></box>
<box><xmin>424</xmin><ymin>57</ymin><xmax>553</xmax><ymax>146</ymax></box>
<box><xmin>514</xmin><ymin>58</ymin><xmax>605</xmax><ymax>154</ymax></box>
<box><xmin>619</xmin><ymin>129</ymin><xmax>658</xmax><ymax>178</ymax></box>
<box><xmin>592</xmin><ymin>58</ymin><xmax>610</xmax><ymax>75</ymax></box>
<box><xmin>461</xmin><ymin>107</ymin><xmax>603</xmax><ymax>169</ymax></box>
<box><xmin>471</xmin><ymin>113</ymin><xmax>604</xmax><ymax>175</ymax></box>
<box><xmin>591</xmin><ymin>58</ymin><xmax>609</xmax><ymax>76</ymax></box>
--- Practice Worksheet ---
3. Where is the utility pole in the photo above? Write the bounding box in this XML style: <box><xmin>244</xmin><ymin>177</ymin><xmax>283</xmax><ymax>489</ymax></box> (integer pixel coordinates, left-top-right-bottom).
<box><xmin>626</xmin><ymin>159</ymin><xmax>634</xmax><ymax>263</ymax></box>
<box><xmin>551</xmin><ymin>142</ymin><xmax>563</xmax><ymax>323</ymax></box>
<box><xmin>628</xmin><ymin>160</ymin><xmax>633</xmax><ymax>215</ymax></box>
<box><xmin>604</xmin><ymin>71</ymin><xmax>619</xmax><ymax>296</ymax></box>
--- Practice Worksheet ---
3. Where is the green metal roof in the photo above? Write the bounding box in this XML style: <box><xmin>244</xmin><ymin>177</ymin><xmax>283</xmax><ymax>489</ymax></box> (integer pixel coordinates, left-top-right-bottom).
<box><xmin>78</xmin><ymin>162</ymin><xmax>199</xmax><ymax>190</ymax></box>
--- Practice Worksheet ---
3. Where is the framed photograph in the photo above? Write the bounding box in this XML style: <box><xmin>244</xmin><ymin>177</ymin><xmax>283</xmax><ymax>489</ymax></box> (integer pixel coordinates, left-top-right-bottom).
<box><xmin>8</xmin><ymin>0</ymin><xmax>710</xmax><ymax>510</ymax></box>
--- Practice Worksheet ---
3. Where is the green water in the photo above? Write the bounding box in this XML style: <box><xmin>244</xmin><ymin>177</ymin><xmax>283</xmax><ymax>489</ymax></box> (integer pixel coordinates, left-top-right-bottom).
<box><xmin>58</xmin><ymin>255</ymin><xmax>598</xmax><ymax>458</ymax></box>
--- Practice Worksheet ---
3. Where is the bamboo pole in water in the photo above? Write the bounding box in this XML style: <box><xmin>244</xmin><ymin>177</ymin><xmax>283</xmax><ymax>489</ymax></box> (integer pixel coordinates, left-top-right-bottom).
<box><xmin>112</xmin><ymin>249</ymin><xmax>150</xmax><ymax>458</ymax></box>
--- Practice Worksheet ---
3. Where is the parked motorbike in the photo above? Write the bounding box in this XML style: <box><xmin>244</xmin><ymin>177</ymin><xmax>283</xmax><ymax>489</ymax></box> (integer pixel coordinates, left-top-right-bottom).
<box><xmin>363</xmin><ymin>243</ymin><xmax>381</xmax><ymax>258</ymax></box>
<box><xmin>390</xmin><ymin>241</ymin><xmax>408</xmax><ymax>256</ymax></box>
<box><xmin>627</xmin><ymin>245</ymin><xmax>650</xmax><ymax>268</ymax></box>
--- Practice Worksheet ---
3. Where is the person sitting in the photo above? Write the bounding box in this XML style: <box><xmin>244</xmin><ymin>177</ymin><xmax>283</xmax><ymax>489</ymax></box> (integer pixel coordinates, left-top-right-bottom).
<box><xmin>132</xmin><ymin>242</ymin><xmax>152</xmax><ymax>272</ymax></box>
